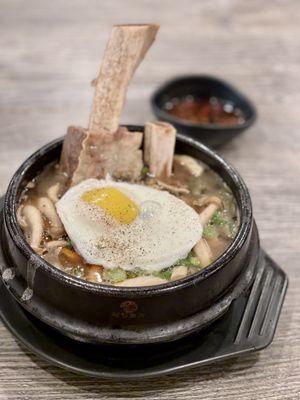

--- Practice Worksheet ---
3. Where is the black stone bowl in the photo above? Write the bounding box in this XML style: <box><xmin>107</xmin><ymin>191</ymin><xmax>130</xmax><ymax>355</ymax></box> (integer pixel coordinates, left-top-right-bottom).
<box><xmin>151</xmin><ymin>75</ymin><xmax>257</xmax><ymax>147</ymax></box>
<box><xmin>1</xmin><ymin>125</ymin><xmax>259</xmax><ymax>345</ymax></box>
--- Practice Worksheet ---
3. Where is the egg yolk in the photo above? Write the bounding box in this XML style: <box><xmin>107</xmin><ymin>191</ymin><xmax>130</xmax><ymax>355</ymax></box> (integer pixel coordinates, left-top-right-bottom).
<box><xmin>81</xmin><ymin>187</ymin><xmax>139</xmax><ymax>224</ymax></box>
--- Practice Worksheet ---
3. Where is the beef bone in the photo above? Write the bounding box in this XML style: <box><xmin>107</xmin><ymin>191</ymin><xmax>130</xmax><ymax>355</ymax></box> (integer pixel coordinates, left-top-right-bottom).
<box><xmin>60</xmin><ymin>24</ymin><xmax>159</xmax><ymax>184</ymax></box>
<box><xmin>89</xmin><ymin>24</ymin><xmax>159</xmax><ymax>133</ymax></box>
<box><xmin>144</xmin><ymin>121</ymin><xmax>176</xmax><ymax>179</ymax></box>
<box><xmin>71</xmin><ymin>126</ymin><xmax>143</xmax><ymax>185</ymax></box>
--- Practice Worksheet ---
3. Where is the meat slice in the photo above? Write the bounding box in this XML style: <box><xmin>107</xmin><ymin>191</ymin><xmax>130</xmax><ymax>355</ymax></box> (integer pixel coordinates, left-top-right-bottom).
<box><xmin>71</xmin><ymin>127</ymin><xmax>143</xmax><ymax>185</ymax></box>
<box><xmin>60</xmin><ymin>126</ymin><xmax>87</xmax><ymax>177</ymax></box>
<box><xmin>144</xmin><ymin>122</ymin><xmax>176</xmax><ymax>179</ymax></box>
<box><xmin>89</xmin><ymin>24</ymin><xmax>159</xmax><ymax>133</ymax></box>
<box><xmin>173</xmin><ymin>155</ymin><xmax>204</xmax><ymax>181</ymax></box>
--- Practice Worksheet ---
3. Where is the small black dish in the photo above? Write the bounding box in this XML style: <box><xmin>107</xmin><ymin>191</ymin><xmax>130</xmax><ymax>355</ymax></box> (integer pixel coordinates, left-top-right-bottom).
<box><xmin>0</xmin><ymin>248</ymin><xmax>287</xmax><ymax>379</ymax></box>
<box><xmin>151</xmin><ymin>75</ymin><xmax>257</xmax><ymax>147</ymax></box>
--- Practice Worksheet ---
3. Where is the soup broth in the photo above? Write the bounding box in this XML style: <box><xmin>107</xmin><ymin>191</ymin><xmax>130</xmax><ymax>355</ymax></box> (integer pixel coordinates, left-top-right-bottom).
<box><xmin>18</xmin><ymin>155</ymin><xmax>239</xmax><ymax>286</ymax></box>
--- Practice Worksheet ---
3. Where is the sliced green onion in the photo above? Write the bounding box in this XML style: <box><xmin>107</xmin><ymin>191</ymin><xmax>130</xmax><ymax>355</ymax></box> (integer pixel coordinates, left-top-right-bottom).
<box><xmin>175</xmin><ymin>253</ymin><xmax>201</xmax><ymax>267</ymax></box>
<box><xmin>126</xmin><ymin>268</ymin><xmax>147</xmax><ymax>279</ymax></box>
<box><xmin>203</xmin><ymin>225</ymin><xmax>219</xmax><ymax>238</ymax></box>
<box><xmin>103</xmin><ymin>267</ymin><xmax>127</xmax><ymax>283</ymax></box>
<box><xmin>141</xmin><ymin>165</ymin><xmax>150</xmax><ymax>175</ymax></box>
<box><xmin>211</xmin><ymin>211</ymin><xmax>228</xmax><ymax>226</ymax></box>
<box><xmin>189</xmin><ymin>256</ymin><xmax>201</xmax><ymax>266</ymax></box>
<box><xmin>153</xmin><ymin>268</ymin><xmax>172</xmax><ymax>280</ymax></box>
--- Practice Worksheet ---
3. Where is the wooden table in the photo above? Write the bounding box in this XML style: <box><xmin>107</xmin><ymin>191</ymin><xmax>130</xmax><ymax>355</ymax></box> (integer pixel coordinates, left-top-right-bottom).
<box><xmin>0</xmin><ymin>0</ymin><xmax>299</xmax><ymax>398</ymax></box>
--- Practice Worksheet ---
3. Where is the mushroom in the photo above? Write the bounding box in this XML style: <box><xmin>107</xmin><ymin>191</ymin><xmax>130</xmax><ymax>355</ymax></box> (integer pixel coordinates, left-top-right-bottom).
<box><xmin>197</xmin><ymin>196</ymin><xmax>223</xmax><ymax>226</ymax></box>
<box><xmin>36</xmin><ymin>197</ymin><xmax>64</xmax><ymax>239</ymax></box>
<box><xmin>115</xmin><ymin>276</ymin><xmax>167</xmax><ymax>287</ymax></box>
<box><xmin>173</xmin><ymin>155</ymin><xmax>204</xmax><ymax>179</ymax></box>
<box><xmin>16</xmin><ymin>204</ymin><xmax>27</xmax><ymax>228</ymax></box>
<box><xmin>45</xmin><ymin>240</ymin><xmax>68</xmax><ymax>249</ymax></box>
<box><xmin>170</xmin><ymin>265</ymin><xmax>188</xmax><ymax>281</ymax></box>
<box><xmin>156</xmin><ymin>180</ymin><xmax>189</xmax><ymax>195</ymax></box>
<box><xmin>58</xmin><ymin>247</ymin><xmax>84</xmax><ymax>268</ymax></box>
<box><xmin>194</xmin><ymin>195</ymin><xmax>223</xmax><ymax>209</ymax></box>
<box><xmin>193</xmin><ymin>239</ymin><xmax>213</xmax><ymax>267</ymax></box>
<box><xmin>206</xmin><ymin>236</ymin><xmax>228</xmax><ymax>258</ymax></box>
<box><xmin>47</xmin><ymin>183</ymin><xmax>61</xmax><ymax>203</ymax></box>
<box><xmin>20</xmin><ymin>205</ymin><xmax>44</xmax><ymax>251</ymax></box>
<box><xmin>85</xmin><ymin>265</ymin><xmax>103</xmax><ymax>283</ymax></box>
<box><xmin>43</xmin><ymin>246</ymin><xmax>62</xmax><ymax>267</ymax></box>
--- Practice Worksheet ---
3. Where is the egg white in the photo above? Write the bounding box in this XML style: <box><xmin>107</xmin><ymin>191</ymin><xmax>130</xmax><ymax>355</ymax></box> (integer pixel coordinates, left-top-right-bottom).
<box><xmin>56</xmin><ymin>178</ymin><xmax>202</xmax><ymax>272</ymax></box>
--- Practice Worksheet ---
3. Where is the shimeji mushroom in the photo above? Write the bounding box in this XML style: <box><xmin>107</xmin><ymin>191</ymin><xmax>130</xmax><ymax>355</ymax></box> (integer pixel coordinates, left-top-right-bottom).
<box><xmin>193</xmin><ymin>238</ymin><xmax>213</xmax><ymax>267</ymax></box>
<box><xmin>206</xmin><ymin>235</ymin><xmax>227</xmax><ymax>255</ymax></box>
<box><xmin>16</xmin><ymin>204</ymin><xmax>27</xmax><ymax>228</ymax></box>
<box><xmin>37</xmin><ymin>197</ymin><xmax>64</xmax><ymax>239</ymax></box>
<box><xmin>85</xmin><ymin>265</ymin><xmax>103</xmax><ymax>283</ymax></box>
<box><xmin>18</xmin><ymin>205</ymin><xmax>44</xmax><ymax>251</ymax></box>
<box><xmin>156</xmin><ymin>179</ymin><xmax>189</xmax><ymax>195</ymax></box>
<box><xmin>198</xmin><ymin>196</ymin><xmax>223</xmax><ymax>226</ymax></box>
<box><xmin>47</xmin><ymin>183</ymin><xmax>61</xmax><ymax>203</ymax></box>
<box><xmin>45</xmin><ymin>240</ymin><xmax>68</xmax><ymax>249</ymax></box>
<box><xmin>173</xmin><ymin>155</ymin><xmax>204</xmax><ymax>179</ymax></box>
<box><xmin>171</xmin><ymin>265</ymin><xmax>188</xmax><ymax>281</ymax></box>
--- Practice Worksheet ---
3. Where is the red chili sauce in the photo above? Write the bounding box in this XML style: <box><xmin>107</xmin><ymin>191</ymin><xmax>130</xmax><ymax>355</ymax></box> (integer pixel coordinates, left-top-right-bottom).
<box><xmin>163</xmin><ymin>95</ymin><xmax>245</xmax><ymax>126</ymax></box>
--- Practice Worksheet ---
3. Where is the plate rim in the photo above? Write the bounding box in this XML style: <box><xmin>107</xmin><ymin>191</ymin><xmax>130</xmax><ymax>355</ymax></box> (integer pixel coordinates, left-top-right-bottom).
<box><xmin>0</xmin><ymin>251</ymin><xmax>288</xmax><ymax>379</ymax></box>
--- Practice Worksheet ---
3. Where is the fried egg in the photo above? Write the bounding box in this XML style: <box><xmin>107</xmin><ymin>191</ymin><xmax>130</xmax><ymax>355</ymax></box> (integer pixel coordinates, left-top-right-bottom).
<box><xmin>56</xmin><ymin>179</ymin><xmax>202</xmax><ymax>272</ymax></box>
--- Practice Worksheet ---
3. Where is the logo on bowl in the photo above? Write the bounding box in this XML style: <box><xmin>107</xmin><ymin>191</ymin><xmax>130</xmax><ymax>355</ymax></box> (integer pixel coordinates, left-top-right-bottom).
<box><xmin>112</xmin><ymin>300</ymin><xmax>145</xmax><ymax>319</ymax></box>
<box><xmin>121</xmin><ymin>300</ymin><xmax>138</xmax><ymax>313</ymax></box>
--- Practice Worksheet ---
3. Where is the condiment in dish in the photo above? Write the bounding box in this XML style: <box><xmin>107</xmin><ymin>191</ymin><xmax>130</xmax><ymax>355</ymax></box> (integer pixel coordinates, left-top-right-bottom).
<box><xmin>152</xmin><ymin>75</ymin><xmax>257</xmax><ymax>147</ymax></box>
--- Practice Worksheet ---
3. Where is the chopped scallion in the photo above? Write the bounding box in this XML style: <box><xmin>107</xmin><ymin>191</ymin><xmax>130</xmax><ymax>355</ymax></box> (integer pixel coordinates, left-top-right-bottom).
<box><xmin>141</xmin><ymin>165</ymin><xmax>150</xmax><ymax>175</ymax></box>
<box><xmin>211</xmin><ymin>211</ymin><xmax>228</xmax><ymax>226</ymax></box>
<box><xmin>103</xmin><ymin>267</ymin><xmax>127</xmax><ymax>283</ymax></box>
<box><xmin>203</xmin><ymin>225</ymin><xmax>219</xmax><ymax>238</ymax></box>
<box><xmin>153</xmin><ymin>268</ymin><xmax>172</xmax><ymax>280</ymax></box>
<box><xmin>175</xmin><ymin>253</ymin><xmax>201</xmax><ymax>267</ymax></box>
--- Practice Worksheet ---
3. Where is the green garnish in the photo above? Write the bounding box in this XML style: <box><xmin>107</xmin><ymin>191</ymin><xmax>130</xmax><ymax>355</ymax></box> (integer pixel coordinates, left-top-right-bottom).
<box><xmin>141</xmin><ymin>165</ymin><xmax>150</xmax><ymax>175</ymax></box>
<box><xmin>103</xmin><ymin>268</ymin><xmax>127</xmax><ymax>283</ymax></box>
<box><xmin>175</xmin><ymin>253</ymin><xmax>201</xmax><ymax>267</ymax></box>
<box><xmin>189</xmin><ymin>256</ymin><xmax>201</xmax><ymax>266</ymax></box>
<box><xmin>153</xmin><ymin>268</ymin><xmax>172</xmax><ymax>280</ymax></box>
<box><xmin>206</xmin><ymin>212</ymin><xmax>238</xmax><ymax>239</ymax></box>
<box><xmin>211</xmin><ymin>211</ymin><xmax>228</xmax><ymax>226</ymax></box>
<box><xmin>126</xmin><ymin>270</ymin><xmax>138</xmax><ymax>279</ymax></box>
<box><xmin>203</xmin><ymin>225</ymin><xmax>219</xmax><ymax>238</ymax></box>
<box><xmin>126</xmin><ymin>268</ymin><xmax>147</xmax><ymax>279</ymax></box>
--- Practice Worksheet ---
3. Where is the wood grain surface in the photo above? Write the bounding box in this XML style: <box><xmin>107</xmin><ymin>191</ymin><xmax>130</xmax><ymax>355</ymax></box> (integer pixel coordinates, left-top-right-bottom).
<box><xmin>0</xmin><ymin>0</ymin><xmax>299</xmax><ymax>398</ymax></box>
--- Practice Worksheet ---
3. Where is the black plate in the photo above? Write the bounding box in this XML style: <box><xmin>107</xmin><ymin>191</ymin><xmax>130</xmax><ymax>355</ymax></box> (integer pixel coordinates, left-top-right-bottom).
<box><xmin>0</xmin><ymin>250</ymin><xmax>287</xmax><ymax>379</ymax></box>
